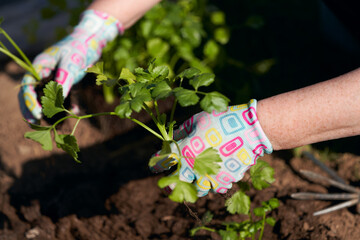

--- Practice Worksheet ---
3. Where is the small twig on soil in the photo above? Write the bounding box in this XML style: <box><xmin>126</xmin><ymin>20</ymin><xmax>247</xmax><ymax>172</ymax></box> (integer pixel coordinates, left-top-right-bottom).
<box><xmin>183</xmin><ymin>201</ymin><xmax>202</xmax><ymax>225</ymax></box>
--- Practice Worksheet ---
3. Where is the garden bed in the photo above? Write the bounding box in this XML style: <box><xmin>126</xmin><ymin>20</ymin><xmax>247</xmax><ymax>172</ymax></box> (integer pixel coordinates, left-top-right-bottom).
<box><xmin>1</xmin><ymin>63</ymin><xmax>360</xmax><ymax>239</ymax></box>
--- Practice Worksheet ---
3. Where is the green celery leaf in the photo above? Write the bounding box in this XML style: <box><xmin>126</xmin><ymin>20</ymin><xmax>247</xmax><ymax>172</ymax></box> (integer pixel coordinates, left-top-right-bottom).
<box><xmin>225</xmin><ymin>191</ymin><xmax>250</xmax><ymax>214</ymax></box>
<box><xmin>147</xmin><ymin>38</ymin><xmax>170</xmax><ymax>59</ymax></box>
<box><xmin>41</xmin><ymin>81</ymin><xmax>65</xmax><ymax>118</ymax></box>
<box><xmin>152</xmin><ymin>81</ymin><xmax>172</xmax><ymax>99</ymax></box>
<box><xmin>129</xmin><ymin>82</ymin><xmax>147</xmax><ymax>98</ymax></box>
<box><xmin>134</xmin><ymin>67</ymin><xmax>152</xmax><ymax>83</ymax></box>
<box><xmin>170</xmin><ymin>181</ymin><xmax>198</xmax><ymax>203</ymax></box>
<box><xmin>128</xmin><ymin>82</ymin><xmax>143</xmax><ymax>96</ymax></box>
<box><xmin>153</xmin><ymin>19</ymin><xmax>176</xmax><ymax>38</ymax></box>
<box><xmin>129</xmin><ymin>88</ymin><xmax>152</xmax><ymax>112</ymax></box>
<box><xmin>181</xmin><ymin>26</ymin><xmax>201</xmax><ymax>47</ymax></box>
<box><xmin>119</xmin><ymin>88</ymin><xmax>131</xmax><ymax>100</ymax></box>
<box><xmin>211</xmin><ymin>11</ymin><xmax>226</xmax><ymax>25</ymax></box>
<box><xmin>152</xmin><ymin>65</ymin><xmax>169</xmax><ymax>81</ymax></box>
<box><xmin>266</xmin><ymin>217</ymin><xmax>277</xmax><ymax>227</ymax></box>
<box><xmin>140</xmin><ymin>20</ymin><xmax>153</xmax><ymax>38</ymax></box>
<box><xmin>95</xmin><ymin>74</ymin><xmax>108</xmax><ymax>86</ymax></box>
<box><xmin>204</xmin><ymin>40</ymin><xmax>220</xmax><ymax>61</ymax></box>
<box><xmin>214</xmin><ymin>27</ymin><xmax>230</xmax><ymax>45</ymax></box>
<box><xmin>201</xmin><ymin>211</ymin><xmax>214</xmax><ymax>225</ymax></box>
<box><xmin>177</xmin><ymin>67</ymin><xmax>201</xmax><ymax>79</ymax></box>
<box><xmin>55</xmin><ymin>133</ymin><xmax>80</xmax><ymax>162</ymax></box>
<box><xmin>253</xmin><ymin>207</ymin><xmax>265</xmax><ymax>217</ymax></box>
<box><xmin>147</xmin><ymin>59</ymin><xmax>156</xmax><ymax>72</ymax></box>
<box><xmin>239</xmin><ymin>227</ymin><xmax>253</xmax><ymax>238</ymax></box>
<box><xmin>119</xmin><ymin>68</ymin><xmax>136</xmax><ymax>84</ymax></box>
<box><xmin>173</xmin><ymin>87</ymin><xmax>199</xmax><ymax>107</ymax></box>
<box><xmin>129</xmin><ymin>98</ymin><xmax>143</xmax><ymax>112</ymax></box>
<box><xmin>26</xmin><ymin>121</ymin><xmax>52</xmax><ymax>131</ymax></box>
<box><xmin>115</xmin><ymin>101</ymin><xmax>132</xmax><ymax>118</ymax></box>
<box><xmin>200</xmin><ymin>91</ymin><xmax>230</xmax><ymax>113</ymax></box>
<box><xmin>189</xmin><ymin>227</ymin><xmax>202</xmax><ymax>237</ymax></box>
<box><xmin>250</xmin><ymin>160</ymin><xmax>275</xmax><ymax>190</ymax></box>
<box><xmin>24</xmin><ymin>129</ymin><xmax>53</xmax><ymax>151</ymax></box>
<box><xmin>261</xmin><ymin>201</ymin><xmax>272</xmax><ymax>212</ymax></box>
<box><xmin>268</xmin><ymin>198</ymin><xmax>280</xmax><ymax>209</ymax></box>
<box><xmin>158</xmin><ymin>175</ymin><xmax>198</xmax><ymax>203</ymax></box>
<box><xmin>219</xmin><ymin>230</ymin><xmax>238</xmax><ymax>240</ymax></box>
<box><xmin>86</xmin><ymin>62</ymin><xmax>103</xmax><ymax>75</ymax></box>
<box><xmin>189</xmin><ymin>73</ymin><xmax>215</xmax><ymax>91</ymax></box>
<box><xmin>189</xmin><ymin>58</ymin><xmax>213</xmax><ymax>73</ymax></box>
<box><xmin>251</xmin><ymin>222</ymin><xmax>262</xmax><ymax>234</ymax></box>
<box><xmin>176</xmin><ymin>42</ymin><xmax>195</xmax><ymax>61</ymax></box>
<box><xmin>145</xmin><ymin>3</ymin><xmax>166</xmax><ymax>20</ymax></box>
<box><xmin>193</xmin><ymin>147</ymin><xmax>221</xmax><ymax>176</ymax></box>
<box><xmin>158</xmin><ymin>175</ymin><xmax>178</xmax><ymax>188</ymax></box>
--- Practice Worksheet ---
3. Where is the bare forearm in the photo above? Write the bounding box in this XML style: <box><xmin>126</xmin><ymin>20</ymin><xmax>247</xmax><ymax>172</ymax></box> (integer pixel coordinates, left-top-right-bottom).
<box><xmin>88</xmin><ymin>0</ymin><xmax>161</xmax><ymax>29</ymax></box>
<box><xmin>257</xmin><ymin>68</ymin><xmax>360</xmax><ymax>150</ymax></box>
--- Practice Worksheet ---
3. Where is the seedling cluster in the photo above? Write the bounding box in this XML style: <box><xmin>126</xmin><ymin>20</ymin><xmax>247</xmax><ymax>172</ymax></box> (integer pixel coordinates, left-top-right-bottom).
<box><xmin>25</xmin><ymin>61</ymin><xmax>230</xmax><ymax>203</ymax></box>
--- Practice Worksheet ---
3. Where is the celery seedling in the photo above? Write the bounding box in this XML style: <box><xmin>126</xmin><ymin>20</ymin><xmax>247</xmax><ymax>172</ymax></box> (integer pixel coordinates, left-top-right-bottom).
<box><xmin>24</xmin><ymin>61</ymin><xmax>230</xmax><ymax>203</ymax></box>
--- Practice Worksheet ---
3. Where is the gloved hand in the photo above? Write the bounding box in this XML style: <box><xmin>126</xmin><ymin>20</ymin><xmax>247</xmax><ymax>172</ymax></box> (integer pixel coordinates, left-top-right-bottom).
<box><xmin>151</xmin><ymin>99</ymin><xmax>273</xmax><ymax>196</ymax></box>
<box><xmin>18</xmin><ymin>9</ymin><xmax>123</xmax><ymax>123</ymax></box>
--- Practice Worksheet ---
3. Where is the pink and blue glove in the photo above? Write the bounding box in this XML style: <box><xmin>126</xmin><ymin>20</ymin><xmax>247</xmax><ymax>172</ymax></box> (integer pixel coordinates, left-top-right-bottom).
<box><xmin>18</xmin><ymin>9</ymin><xmax>123</xmax><ymax>123</ymax></box>
<box><xmin>152</xmin><ymin>99</ymin><xmax>273</xmax><ymax>196</ymax></box>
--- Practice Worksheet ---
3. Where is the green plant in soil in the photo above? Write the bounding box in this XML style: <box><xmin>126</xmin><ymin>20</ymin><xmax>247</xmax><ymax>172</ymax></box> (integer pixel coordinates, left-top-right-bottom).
<box><xmin>2</xmin><ymin>17</ymin><xmax>279</xmax><ymax>237</ymax></box>
<box><xmin>190</xmin><ymin>160</ymin><xmax>278</xmax><ymax>240</ymax></box>
<box><xmin>24</xmin><ymin>60</ymin><xmax>230</xmax><ymax>203</ymax></box>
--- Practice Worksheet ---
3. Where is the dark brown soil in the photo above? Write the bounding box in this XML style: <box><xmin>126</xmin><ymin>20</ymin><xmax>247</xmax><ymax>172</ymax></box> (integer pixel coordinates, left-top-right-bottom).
<box><xmin>1</xmin><ymin>61</ymin><xmax>360</xmax><ymax>240</ymax></box>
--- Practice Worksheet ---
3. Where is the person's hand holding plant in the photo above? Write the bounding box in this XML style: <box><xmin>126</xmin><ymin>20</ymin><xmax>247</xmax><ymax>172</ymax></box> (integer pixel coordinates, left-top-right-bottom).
<box><xmin>152</xmin><ymin>99</ymin><xmax>273</xmax><ymax>197</ymax></box>
<box><xmin>18</xmin><ymin>9</ymin><xmax>123</xmax><ymax>123</ymax></box>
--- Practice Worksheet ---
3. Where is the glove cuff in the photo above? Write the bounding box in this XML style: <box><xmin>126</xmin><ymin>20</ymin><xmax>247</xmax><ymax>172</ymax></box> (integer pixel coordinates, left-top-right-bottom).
<box><xmin>245</xmin><ymin>99</ymin><xmax>273</xmax><ymax>155</ymax></box>
<box><xmin>76</xmin><ymin>9</ymin><xmax>124</xmax><ymax>43</ymax></box>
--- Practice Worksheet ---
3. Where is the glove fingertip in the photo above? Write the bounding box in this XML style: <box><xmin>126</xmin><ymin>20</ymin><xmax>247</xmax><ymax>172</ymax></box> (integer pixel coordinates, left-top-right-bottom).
<box><xmin>22</xmin><ymin>92</ymin><xmax>41</xmax><ymax>117</ymax></box>
<box><xmin>149</xmin><ymin>153</ymin><xmax>179</xmax><ymax>173</ymax></box>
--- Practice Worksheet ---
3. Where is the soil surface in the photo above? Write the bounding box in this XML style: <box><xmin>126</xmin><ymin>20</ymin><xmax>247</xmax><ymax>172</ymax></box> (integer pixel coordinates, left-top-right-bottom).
<box><xmin>1</xmin><ymin>61</ymin><xmax>360</xmax><ymax>240</ymax></box>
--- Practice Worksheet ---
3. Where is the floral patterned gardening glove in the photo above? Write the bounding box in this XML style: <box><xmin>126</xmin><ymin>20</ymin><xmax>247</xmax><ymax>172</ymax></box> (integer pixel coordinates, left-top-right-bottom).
<box><xmin>151</xmin><ymin>99</ymin><xmax>273</xmax><ymax>197</ymax></box>
<box><xmin>18</xmin><ymin>9</ymin><xmax>123</xmax><ymax>123</ymax></box>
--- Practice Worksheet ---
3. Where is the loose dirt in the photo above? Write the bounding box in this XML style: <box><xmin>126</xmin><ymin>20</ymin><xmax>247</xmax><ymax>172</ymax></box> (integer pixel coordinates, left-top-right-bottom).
<box><xmin>1</xmin><ymin>61</ymin><xmax>360</xmax><ymax>240</ymax></box>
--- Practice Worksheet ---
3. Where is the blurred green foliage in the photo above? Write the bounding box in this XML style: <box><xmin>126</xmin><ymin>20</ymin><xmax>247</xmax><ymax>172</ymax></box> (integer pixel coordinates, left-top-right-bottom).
<box><xmin>40</xmin><ymin>0</ymin><xmax>231</xmax><ymax>103</ymax></box>
<box><xmin>101</xmin><ymin>0</ymin><xmax>230</xmax><ymax>76</ymax></box>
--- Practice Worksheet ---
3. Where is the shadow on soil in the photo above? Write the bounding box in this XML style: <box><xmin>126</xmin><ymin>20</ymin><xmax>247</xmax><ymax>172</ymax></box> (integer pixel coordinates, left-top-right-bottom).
<box><xmin>7</xmin><ymin>127</ymin><xmax>161</xmax><ymax>223</ymax></box>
